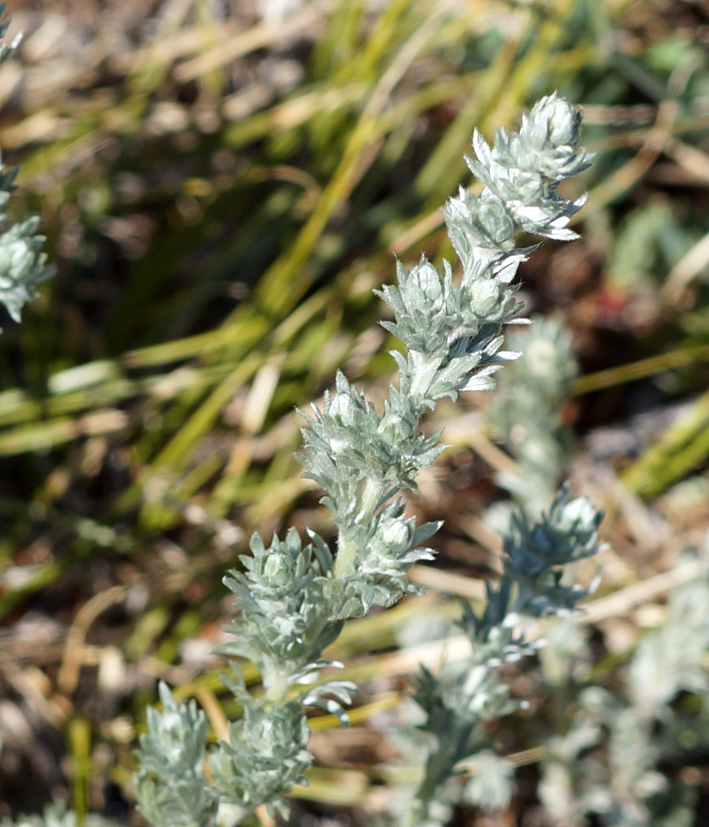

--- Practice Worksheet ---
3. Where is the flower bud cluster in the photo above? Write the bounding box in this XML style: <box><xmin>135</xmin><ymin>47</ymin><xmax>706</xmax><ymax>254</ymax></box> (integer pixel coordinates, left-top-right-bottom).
<box><xmin>505</xmin><ymin>485</ymin><xmax>603</xmax><ymax>581</ymax></box>
<box><xmin>377</xmin><ymin>257</ymin><xmax>519</xmax><ymax>365</ymax></box>
<box><xmin>134</xmin><ymin>683</ymin><xmax>216</xmax><ymax>827</ymax></box>
<box><xmin>218</xmin><ymin>527</ymin><xmax>339</xmax><ymax>678</ymax></box>
<box><xmin>207</xmin><ymin>700</ymin><xmax>311</xmax><ymax>819</ymax></box>
<box><xmin>298</xmin><ymin>371</ymin><xmax>444</xmax><ymax>522</ymax></box>
<box><xmin>445</xmin><ymin>92</ymin><xmax>592</xmax><ymax>280</ymax></box>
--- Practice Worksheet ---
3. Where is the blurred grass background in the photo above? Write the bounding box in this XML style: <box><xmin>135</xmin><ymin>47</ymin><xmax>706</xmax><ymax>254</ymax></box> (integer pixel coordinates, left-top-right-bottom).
<box><xmin>1</xmin><ymin>0</ymin><xmax>709</xmax><ymax>823</ymax></box>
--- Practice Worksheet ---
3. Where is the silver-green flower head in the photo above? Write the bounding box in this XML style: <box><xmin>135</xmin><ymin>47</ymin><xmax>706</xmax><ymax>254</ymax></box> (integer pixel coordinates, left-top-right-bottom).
<box><xmin>514</xmin><ymin>92</ymin><xmax>593</xmax><ymax>181</ymax></box>
<box><xmin>328</xmin><ymin>389</ymin><xmax>357</xmax><ymax>427</ymax></box>
<box><xmin>410</xmin><ymin>257</ymin><xmax>445</xmax><ymax>311</ymax></box>
<box><xmin>504</xmin><ymin>485</ymin><xmax>604</xmax><ymax>578</ymax></box>
<box><xmin>532</xmin><ymin>92</ymin><xmax>582</xmax><ymax>151</ymax></box>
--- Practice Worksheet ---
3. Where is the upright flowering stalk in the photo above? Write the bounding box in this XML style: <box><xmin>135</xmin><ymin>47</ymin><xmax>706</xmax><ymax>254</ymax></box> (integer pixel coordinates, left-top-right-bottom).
<box><xmin>135</xmin><ymin>94</ymin><xmax>600</xmax><ymax>825</ymax></box>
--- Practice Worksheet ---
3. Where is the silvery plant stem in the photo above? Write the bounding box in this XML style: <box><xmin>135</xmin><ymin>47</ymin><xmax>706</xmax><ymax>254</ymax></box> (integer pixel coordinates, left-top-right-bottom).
<box><xmin>134</xmin><ymin>93</ymin><xmax>605</xmax><ymax>826</ymax></box>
